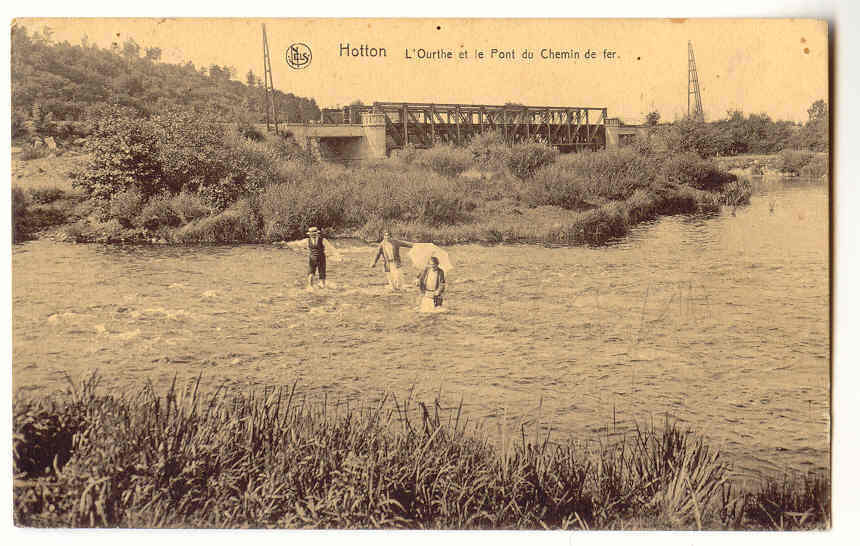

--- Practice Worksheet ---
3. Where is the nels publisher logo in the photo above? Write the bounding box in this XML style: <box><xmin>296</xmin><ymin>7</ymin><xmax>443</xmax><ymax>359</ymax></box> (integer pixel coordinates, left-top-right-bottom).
<box><xmin>286</xmin><ymin>43</ymin><xmax>312</xmax><ymax>70</ymax></box>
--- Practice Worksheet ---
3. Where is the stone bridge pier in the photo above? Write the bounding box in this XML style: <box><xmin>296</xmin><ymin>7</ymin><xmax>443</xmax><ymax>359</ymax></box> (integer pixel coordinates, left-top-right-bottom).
<box><xmin>275</xmin><ymin>113</ymin><xmax>388</xmax><ymax>162</ymax></box>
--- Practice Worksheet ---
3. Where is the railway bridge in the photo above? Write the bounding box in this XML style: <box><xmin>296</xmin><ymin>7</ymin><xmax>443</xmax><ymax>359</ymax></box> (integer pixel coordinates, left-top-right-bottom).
<box><xmin>277</xmin><ymin>101</ymin><xmax>644</xmax><ymax>162</ymax></box>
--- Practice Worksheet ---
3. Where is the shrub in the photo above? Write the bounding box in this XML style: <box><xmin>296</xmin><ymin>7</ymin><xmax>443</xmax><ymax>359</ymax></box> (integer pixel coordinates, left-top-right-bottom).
<box><xmin>152</xmin><ymin>109</ymin><xmax>230</xmax><ymax>194</ymax></box>
<box><xmin>12</xmin><ymin>187</ymin><xmax>31</xmax><ymax>242</ymax></box>
<box><xmin>660</xmin><ymin>153</ymin><xmax>737</xmax><ymax>192</ymax></box>
<box><xmin>135</xmin><ymin>193</ymin><xmax>182</xmax><ymax>231</ymax></box>
<box><xmin>169</xmin><ymin>190</ymin><xmax>211</xmax><ymax>224</ymax></box>
<box><xmin>395</xmin><ymin>143</ymin><xmax>420</xmax><ymax>164</ymax></box>
<box><xmin>413</xmin><ymin>145</ymin><xmax>472</xmax><ymax>178</ymax></box>
<box><xmin>523</xmin><ymin>163</ymin><xmax>591</xmax><ymax>210</ymax></box>
<box><xmin>19</xmin><ymin>144</ymin><xmax>50</xmax><ymax>161</ymax></box>
<box><xmin>561</xmin><ymin>149</ymin><xmax>659</xmax><ymax>201</ymax></box>
<box><xmin>108</xmin><ymin>188</ymin><xmax>146</xmax><ymax>228</ymax></box>
<box><xmin>74</xmin><ymin>106</ymin><xmax>163</xmax><ymax>199</ymax></box>
<box><xmin>505</xmin><ymin>142</ymin><xmax>558</xmax><ymax>179</ymax></box>
<box><xmin>776</xmin><ymin>149</ymin><xmax>815</xmax><ymax>175</ymax></box>
<box><xmin>468</xmin><ymin>131</ymin><xmax>510</xmax><ymax>174</ymax></box>
<box><xmin>799</xmin><ymin>155</ymin><xmax>828</xmax><ymax>178</ymax></box>
<box><xmin>175</xmin><ymin>199</ymin><xmax>262</xmax><ymax>243</ymax></box>
<box><xmin>28</xmin><ymin>186</ymin><xmax>66</xmax><ymax>204</ymax></box>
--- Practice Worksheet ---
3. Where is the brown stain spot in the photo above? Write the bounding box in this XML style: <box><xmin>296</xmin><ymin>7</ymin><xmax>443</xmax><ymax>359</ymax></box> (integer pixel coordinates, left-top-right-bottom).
<box><xmin>804</xmin><ymin>47</ymin><xmax>810</xmax><ymax>54</ymax></box>
<box><xmin>669</xmin><ymin>18</ymin><xmax>687</xmax><ymax>24</ymax></box>
<box><xmin>801</xmin><ymin>37</ymin><xmax>806</xmax><ymax>43</ymax></box>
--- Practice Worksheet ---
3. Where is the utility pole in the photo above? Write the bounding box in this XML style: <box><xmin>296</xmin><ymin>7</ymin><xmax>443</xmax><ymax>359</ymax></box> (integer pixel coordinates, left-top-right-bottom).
<box><xmin>262</xmin><ymin>23</ymin><xmax>280</xmax><ymax>134</ymax></box>
<box><xmin>687</xmin><ymin>40</ymin><xmax>704</xmax><ymax>122</ymax></box>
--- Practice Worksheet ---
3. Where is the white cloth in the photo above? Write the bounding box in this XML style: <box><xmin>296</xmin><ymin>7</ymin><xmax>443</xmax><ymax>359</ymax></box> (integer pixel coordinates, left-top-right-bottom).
<box><xmin>386</xmin><ymin>265</ymin><xmax>403</xmax><ymax>290</ymax></box>
<box><xmin>418</xmin><ymin>295</ymin><xmax>445</xmax><ymax>313</ymax></box>
<box><xmin>424</xmin><ymin>269</ymin><xmax>440</xmax><ymax>292</ymax></box>
<box><xmin>381</xmin><ymin>240</ymin><xmax>396</xmax><ymax>262</ymax></box>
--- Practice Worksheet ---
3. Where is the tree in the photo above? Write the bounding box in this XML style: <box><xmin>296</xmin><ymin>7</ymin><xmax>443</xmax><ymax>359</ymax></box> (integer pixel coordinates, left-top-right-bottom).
<box><xmin>122</xmin><ymin>38</ymin><xmax>140</xmax><ymax>61</ymax></box>
<box><xmin>645</xmin><ymin>111</ymin><xmax>660</xmax><ymax>126</ymax></box>
<box><xmin>144</xmin><ymin>46</ymin><xmax>162</xmax><ymax>62</ymax></box>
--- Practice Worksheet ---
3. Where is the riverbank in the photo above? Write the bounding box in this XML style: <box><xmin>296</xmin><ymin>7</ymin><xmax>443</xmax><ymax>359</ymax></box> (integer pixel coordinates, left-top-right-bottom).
<box><xmin>13</xmin><ymin>374</ymin><xmax>829</xmax><ymax>529</ymax></box>
<box><xmin>11</xmin><ymin>138</ymin><xmax>753</xmax><ymax>246</ymax></box>
<box><xmin>713</xmin><ymin>151</ymin><xmax>829</xmax><ymax>180</ymax></box>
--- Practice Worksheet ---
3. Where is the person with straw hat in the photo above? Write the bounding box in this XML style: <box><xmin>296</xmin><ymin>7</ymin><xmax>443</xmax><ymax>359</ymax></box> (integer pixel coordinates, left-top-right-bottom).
<box><xmin>303</xmin><ymin>226</ymin><xmax>340</xmax><ymax>290</ymax></box>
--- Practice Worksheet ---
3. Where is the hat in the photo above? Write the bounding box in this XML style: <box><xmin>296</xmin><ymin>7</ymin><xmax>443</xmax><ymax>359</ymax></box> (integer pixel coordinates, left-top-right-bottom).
<box><xmin>307</xmin><ymin>227</ymin><xmax>320</xmax><ymax>235</ymax></box>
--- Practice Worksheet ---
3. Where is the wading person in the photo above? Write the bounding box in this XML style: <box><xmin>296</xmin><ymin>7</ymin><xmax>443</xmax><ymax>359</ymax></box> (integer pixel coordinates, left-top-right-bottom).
<box><xmin>417</xmin><ymin>256</ymin><xmax>446</xmax><ymax>312</ymax></box>
<box><xmin>370</xmin><ymin>231</ymin><xmax>413</xmax><ymax>290</ymax></box>
<box><xmin>304</xmin><ymin>227</ymin><xmax>339</xmax><ymax>290</ymax></box>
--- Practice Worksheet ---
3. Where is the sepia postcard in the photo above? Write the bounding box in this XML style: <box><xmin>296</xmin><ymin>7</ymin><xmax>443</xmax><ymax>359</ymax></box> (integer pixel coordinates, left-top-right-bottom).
<box><xmin>9</xmin><ymin>17</ymin><xmax>831</xmax><ymax>533</ymax></box>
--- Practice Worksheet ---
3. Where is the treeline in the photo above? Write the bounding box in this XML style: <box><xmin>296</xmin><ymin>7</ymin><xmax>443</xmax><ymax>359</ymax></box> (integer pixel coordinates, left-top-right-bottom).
<box><xmin>10</xmin><ymin>24</ymin><xmax>321</xmax><ymax>138</ymax></box>
<box><xmin>650</xmin><ymin>101</ymin><xmax>828</xmax><ymax>158</ymax></box>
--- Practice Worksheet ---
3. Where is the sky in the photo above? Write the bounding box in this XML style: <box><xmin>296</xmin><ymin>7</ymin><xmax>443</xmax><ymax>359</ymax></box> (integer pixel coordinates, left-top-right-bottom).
<box><xmin>15</xmin><ymin>18</ymin><xmax>828</xmax><ymax>124</ymax></box>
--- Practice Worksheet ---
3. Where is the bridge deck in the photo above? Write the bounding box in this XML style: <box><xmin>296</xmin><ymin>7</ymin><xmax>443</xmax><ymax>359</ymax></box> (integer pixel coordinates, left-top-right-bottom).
<box><xmin>320</xmin><ymin>101</ymin><xmax>608</xmax><ymax>151</ymax></box>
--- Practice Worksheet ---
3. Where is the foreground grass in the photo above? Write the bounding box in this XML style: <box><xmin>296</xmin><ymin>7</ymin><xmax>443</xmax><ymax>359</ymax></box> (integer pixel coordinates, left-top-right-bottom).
<box><xmin>13</xmin><ymin>374</ymin><xmax>829</xmax><ymax>529</ymax></box>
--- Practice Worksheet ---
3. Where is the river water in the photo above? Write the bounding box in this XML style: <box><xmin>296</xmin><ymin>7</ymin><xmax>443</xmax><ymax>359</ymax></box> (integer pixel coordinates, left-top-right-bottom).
<box><xmin>12</xmin><ymin>177</ymin><xmax>830</xmax><ymax>481</ymax></box>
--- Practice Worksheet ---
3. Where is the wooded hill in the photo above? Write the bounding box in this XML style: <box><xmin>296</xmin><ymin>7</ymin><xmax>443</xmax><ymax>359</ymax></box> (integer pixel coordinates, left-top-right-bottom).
<box><xmin>11</xmin><ymin>23</ymin><xmax>321</xmax><ymax>137</ymax></box>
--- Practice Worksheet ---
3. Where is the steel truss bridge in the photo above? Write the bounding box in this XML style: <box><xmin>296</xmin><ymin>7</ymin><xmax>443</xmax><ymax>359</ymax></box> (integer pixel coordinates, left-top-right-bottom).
<box><xmin>320</xmin><ymin>102</ymin><xmax>608</xmax><ymax>152</ymax></box>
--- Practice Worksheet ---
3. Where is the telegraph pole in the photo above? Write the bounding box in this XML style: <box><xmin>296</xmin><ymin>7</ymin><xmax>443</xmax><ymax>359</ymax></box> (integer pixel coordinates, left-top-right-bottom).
<box><xmin>262</xmin><ymin>23</ymin><xmax>280</xmax><ymax>134</ymax></box>
<box><xmin>687</xmin><ymin>40</ymin><xmax>704</xmax><ymax>122</ymax></box>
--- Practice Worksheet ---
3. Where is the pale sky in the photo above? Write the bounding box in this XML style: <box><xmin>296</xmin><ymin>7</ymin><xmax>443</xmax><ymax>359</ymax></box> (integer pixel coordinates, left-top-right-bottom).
<box><xmin>16</xmin><ymin>18</ymin><xmax>829</xmax><ymax>124</ymax></box>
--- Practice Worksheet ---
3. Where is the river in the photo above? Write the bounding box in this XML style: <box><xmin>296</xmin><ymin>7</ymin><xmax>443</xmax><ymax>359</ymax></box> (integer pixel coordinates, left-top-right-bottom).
<box><xmin>12</xmin><ymin>177</ymin><xmax>830</xmax><ymax>481</ymax></box>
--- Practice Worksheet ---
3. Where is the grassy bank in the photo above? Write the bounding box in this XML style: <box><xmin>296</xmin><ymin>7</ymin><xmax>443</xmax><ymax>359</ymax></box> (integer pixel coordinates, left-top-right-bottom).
<box><xmin>13</xmin><ymin>374</ymin><xmax>829</xmax><ymax>529</ymax></box>
<box><xmin>11</xmin><ymin>110</ymin><xmax>754</xmax><ymax>246</ymax></box>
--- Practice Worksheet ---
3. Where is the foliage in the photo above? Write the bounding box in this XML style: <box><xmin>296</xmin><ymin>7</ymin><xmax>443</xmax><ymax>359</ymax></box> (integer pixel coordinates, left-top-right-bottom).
<box><xmin>135</xmin><ymin>193</ymin><xmax>182</xmax><ymax>231</ymax></box>
<box><xmin>107</xmin><ymin>188</ymin><xmax>147</xmax><ymax>228</ymax></box>
<box><xmin>800</xmin><ymin>155</ymin><xmax>828</xmax><ymax>178</ymax></box>
<box><xmin>10</xmin><ymin>23</ymin><xmax>320</xmax><ymax>128</ymax></box>
<box><xmin>13</xmin><ymin>375</ymin><xmax>829</xmax><ymax>529</ymax></box>
<box><xmin>412</xmin><ymin>145</ymin><xmax>472</xmax><ymax>178</ymax></box>
<box><xmin>12</xmin><ymin>187</ymin><xmax>31</xmax><ymax>243</ymax></box>
<box><xmin>660</xmin><ymin>153</ymin><xmax>738</xmax><ymax>192</ymax></box>
<box><xmin>73</xmin><ymin>106</ymin><xmax>163</xmax><ymax>199</ymax></box>
<box><xmin>467</xmin><ymin>131</ymin><xmax>510</xmax><ymax>174</ymax></box>
<box><xmin>27</xmin><ymin>186</ymin><xmax>66</xmax><ymax>204</ymax></box>
<box><xmin>505</xmin><ymin>142</ymin><xmax>558</xmax><ymax>179</ymax></box>
<box><xmin>645</xmin><ymin>111</ymin><xmax>660</xmax><ymax>126</ymax></box>
<box><xmin>19</xmin><ymin>144</ymin><xmax>51</xmax><ymax>161</ymax></box>
<box><xmin>652</xmin><ymin>102</ymin><xmax>827</xmax><ymax>157</ymax></box>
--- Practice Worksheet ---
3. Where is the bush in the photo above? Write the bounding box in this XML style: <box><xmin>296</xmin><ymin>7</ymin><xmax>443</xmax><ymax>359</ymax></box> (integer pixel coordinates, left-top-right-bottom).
<box><xmin>19</xmin><ymin>144</ymin><xmax>50</xmax><ymax>161</ymax></box>
<box><xmin>523</xmin><ymin>163</ymin><xmax>591</xmax><ymax>210</ymax></box>
<box><xmin>28</xmin><ymin>186</ymin><xmax>66</xmax><ymax>204</ymax></box>
<box><xmin>135</xmin><ymin>193</ymin><xmax>182</xmax><ymax>231</ymax></box>
<box><xmin>12</xmin><ymin>187</ymin><xmax>31</xmax><ymax>242</ymax></box>
<box><xmin>777</xmin><ymin>149</ymin><xmax>815</xmax><ymax>175</ymax></box>
<box><xmin>169</xmin><ymin>190</ymin><xmax>211</xmax><ymax>224</ymax></box>
<box><xmin>505</xmin><ymin>142</ymin><xmax>558</xmax><ymax>179</ymax></box>
<box><xmin>562</xmin><ymin>149</ymin><xmax>659</xmax><ymax>200</ymax></box>
<box><xmin>799</xmin><ymin>155</ymin><xmax>828</xmax><ymax>178</ymax></box>
<box><xmin>108</xmin><ymin>188</ymin><xmax>146</xmax><ymax>228</ymax></box>
<box><xmin>660</xmin><ymin>153</ymin><xmax>737</xmax><ymax>192</ymax></box>
<box><xmin>468</xmin><ymin>131</ymin><xmax>510</xmax><ymax>174</ymax></box>
<box><xmin>175</xmin><ymin>199</ymin><xmax>262</xmax><ymax>243</ymax></box>
<box><xmin>74</xmin><ymin>106</ymin><xmax>163</xmax><ymax>199</ymax></box>
<box><xmin>152</xmin><ymin>109</ymin><xmax>230</xmax><ymax>194</ymax></box>
<box><xmin>413</xmin><ymin>145</ymin><xmax>472</xmax><ymax>178</ymax></box>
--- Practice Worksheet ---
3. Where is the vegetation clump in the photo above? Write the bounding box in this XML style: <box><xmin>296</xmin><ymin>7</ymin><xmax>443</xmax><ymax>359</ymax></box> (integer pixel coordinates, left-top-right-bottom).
<box><xmin>13</xmin><ymin>374</ymin><xmax>829</xmax><ymax>530</ymax></box>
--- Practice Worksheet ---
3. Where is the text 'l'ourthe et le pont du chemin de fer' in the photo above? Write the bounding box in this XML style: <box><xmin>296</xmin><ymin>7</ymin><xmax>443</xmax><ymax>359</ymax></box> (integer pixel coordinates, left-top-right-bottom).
<box><xmin>337</xmin><ymin>43</ymin><xmax>618</xmax><ymax>61</ymax></box>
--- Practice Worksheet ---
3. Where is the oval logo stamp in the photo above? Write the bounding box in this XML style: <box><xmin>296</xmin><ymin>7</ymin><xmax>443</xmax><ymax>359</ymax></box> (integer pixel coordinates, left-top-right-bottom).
<box><xmin>286</xmin><ymin>43</ymin><xmax>312</xmax><ymax>69</ymax></box>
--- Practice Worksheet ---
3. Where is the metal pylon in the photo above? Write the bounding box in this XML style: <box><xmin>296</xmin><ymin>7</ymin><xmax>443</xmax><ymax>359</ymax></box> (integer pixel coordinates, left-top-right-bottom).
<box><xmin>687</xmin><ymin>40</ymin><xmax>704</xmax><ymax>122</ymax></box>
<box><xmin>262</xmin><ymin>23</ymin><xmax>280</xmax><ymax>134</ymax></box>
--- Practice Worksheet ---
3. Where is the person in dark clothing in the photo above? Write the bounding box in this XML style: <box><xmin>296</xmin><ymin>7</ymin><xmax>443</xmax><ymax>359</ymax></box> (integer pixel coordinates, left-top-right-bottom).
<box><xmin>304</xmin><ymin>226</ymin><xmax>340</xmax><ymax>290</ymax></box>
